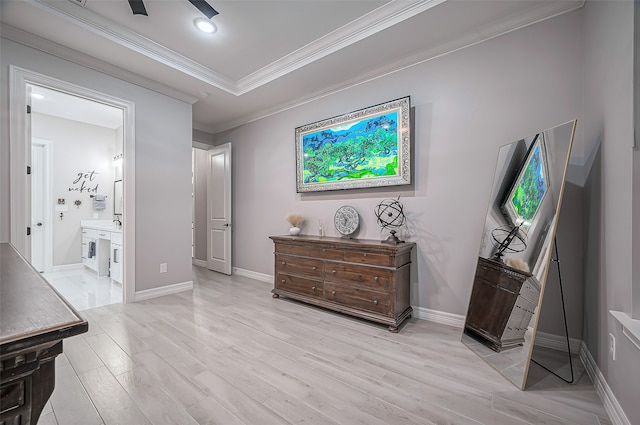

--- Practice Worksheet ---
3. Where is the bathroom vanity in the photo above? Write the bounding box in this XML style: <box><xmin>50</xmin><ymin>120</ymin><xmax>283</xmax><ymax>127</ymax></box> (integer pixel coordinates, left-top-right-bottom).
<box><xmin>81</xmin><ymin>220</ymin><xmax>122</xmax><ymax>283</ymax></box>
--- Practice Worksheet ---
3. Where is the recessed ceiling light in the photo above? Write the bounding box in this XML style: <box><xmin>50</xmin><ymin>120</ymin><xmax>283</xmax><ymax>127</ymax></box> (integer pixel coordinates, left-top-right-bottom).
<box><xmin>194</xmin><ymin>18</ymin><xmax>216</xmax><ymax>34</ymax></box>
<box><xmin>31</xmin><ymin>93</ymin><xmax>44</xmax><ymax>100</ymax></box>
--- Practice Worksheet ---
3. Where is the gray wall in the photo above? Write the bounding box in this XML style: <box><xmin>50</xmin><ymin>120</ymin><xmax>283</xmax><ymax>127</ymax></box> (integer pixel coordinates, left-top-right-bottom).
<box><xmin>217</xmin><ymin>10</ymin><xmax>585</xmax><ymax>318</ymax></box>
<box><xmin>582</xmin><ymin>1</ymin><xmax>639</xmax><ymax>424</ymax></box>
<box><xmin>0</xmin><ymin>37</ymin><xmax>194</xmax><ymax>293</ymax></box>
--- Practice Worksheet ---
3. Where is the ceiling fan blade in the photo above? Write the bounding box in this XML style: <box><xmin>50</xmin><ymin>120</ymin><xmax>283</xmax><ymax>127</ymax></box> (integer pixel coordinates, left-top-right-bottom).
<box><xmin>188</xmin><ymin>0</ymin><xmax>218</xmax><ymax>19</ymax></box>
<box><xmin>128</xmin><ymin>0</ymin><xmax>148</xmax><ymax>16</ymax></box>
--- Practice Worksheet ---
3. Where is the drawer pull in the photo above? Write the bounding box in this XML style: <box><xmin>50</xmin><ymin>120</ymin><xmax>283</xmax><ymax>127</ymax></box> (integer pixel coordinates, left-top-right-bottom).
<box><xmin>374</xmin><ymin>276</ymin><xmax>379</xmax><ymax>281</ymax></box>
<box><xmin>312</xmin><ymin>286</ymin><xmax>316</xmax><ymax>291</ymax></box>
<box><xmin>373</xmin><ymin>299</ymin><xmax>379</xmax><ymax>305</ymax></box>
<box><xmin>312</xmin><ymin>266</ymin><xmax>317</xmax><ymax>270</ymax></box>
<box><xmin>363</xmin><ymin>253</ymin><xmax>367</xmax><ymax>257</ymax></box>
<box><xmin>281</xmin><ymin>280</ymin><xmax>285</xmax><ymax>284</ymax></box>
<box><xmin>331</xmin><ymin>290</ymin><xmax>336</xmax><ymax>295</ymax></box>
<box><xmin>281</xmin><ymin>261</ymin><xmax>286</xmax><ymax>265</ymax></box>
<box><xmin>332</xmin><ymin>270</ymin><xmax>336</xmax><ymax>274</ymax></box>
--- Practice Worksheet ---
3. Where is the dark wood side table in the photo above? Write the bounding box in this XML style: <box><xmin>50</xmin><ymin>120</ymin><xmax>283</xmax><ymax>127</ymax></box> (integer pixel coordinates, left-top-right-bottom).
<box><xmin>1</xmin><ymin>243</ymin><xmax>88</xmax><ymax>425</ymax></box>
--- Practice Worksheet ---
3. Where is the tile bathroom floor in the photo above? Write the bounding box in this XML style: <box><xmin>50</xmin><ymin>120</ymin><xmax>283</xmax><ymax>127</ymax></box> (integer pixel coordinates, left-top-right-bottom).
<box><xmin>43</xmin><ymin>266</ymin><xmax>122</xmax><ymax>311</ymax></box>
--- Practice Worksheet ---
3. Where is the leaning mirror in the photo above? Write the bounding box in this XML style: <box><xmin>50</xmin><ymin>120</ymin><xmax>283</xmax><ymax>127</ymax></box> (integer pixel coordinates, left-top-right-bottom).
<box><xmin>461</xmin><ymin>120</ymin><xmax>576</xmax><ymax>389</ymax></box>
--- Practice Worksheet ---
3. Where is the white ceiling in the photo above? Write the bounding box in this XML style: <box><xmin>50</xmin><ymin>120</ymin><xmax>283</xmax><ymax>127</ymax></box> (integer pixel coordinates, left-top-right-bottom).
<box><xmin>0</xmin><ymin>0</ymin><xmax>584</xmax><ymax>134</ymax></box>
<box><xmin>30</xmin><ymin>85</ymin><xmax>123</xmax><ymax>129</ymax></box>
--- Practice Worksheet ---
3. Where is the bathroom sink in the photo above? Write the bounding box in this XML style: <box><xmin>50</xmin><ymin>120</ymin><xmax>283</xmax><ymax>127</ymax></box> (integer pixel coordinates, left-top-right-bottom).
<box><xmin>80</xmin><ymin>220</ymin><xmax>122</xmax><ymax>232</ymax></box>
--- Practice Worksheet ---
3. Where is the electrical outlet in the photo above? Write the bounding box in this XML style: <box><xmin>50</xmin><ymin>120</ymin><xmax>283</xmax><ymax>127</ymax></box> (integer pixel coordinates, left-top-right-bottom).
<box><xmin>609</xmin><ymin>333</ymin><xmax>616</xmax><ymax>361</ymax></box>
<box><xmin>160</xmin><ymin>263</ymin><xmax>167</xmax><ymax>273</ymax></box>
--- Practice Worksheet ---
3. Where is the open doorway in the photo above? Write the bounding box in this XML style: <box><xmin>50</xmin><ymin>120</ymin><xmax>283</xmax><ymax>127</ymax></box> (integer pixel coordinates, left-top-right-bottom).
<box><xmin>29</xmin><ymin>84</ymin><xmax>125</xmax><ymax>310</ymax></box>
<box><xmin>10</xmin><ymin>66</ymin><xmax>136</xmax><ymax>306</ymax></box>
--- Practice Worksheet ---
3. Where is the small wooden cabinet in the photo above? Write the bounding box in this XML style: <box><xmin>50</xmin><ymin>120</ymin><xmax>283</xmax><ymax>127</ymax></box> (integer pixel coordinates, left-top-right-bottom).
<box><xmin>1</xmin><ymin>244</ymin><xmax>88</xmax><ymax>425</ymax></box>
<box><xmin>464</xmin><ymin>256</ymin><xmax>540</xmax><ymax>352</ymax></box>
<box><xmin>270</xmin><ymin>235</ymin><xmax>415</xmax><ymax>332</ymax></box>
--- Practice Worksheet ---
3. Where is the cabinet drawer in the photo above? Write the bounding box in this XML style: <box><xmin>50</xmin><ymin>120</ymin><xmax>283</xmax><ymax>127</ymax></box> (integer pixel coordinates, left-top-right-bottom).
<box><xmin>111</xmin><ymin>233</ymin><xmax>123</xmax><ymax>244</ymax></box>
<box><xmin>475</xmin><ymin>265</ymin><xmax>521</xmax><ymax>294</ymax></box>
<box><xmin>275</xmin><ymin>243</ymin><xmax>307</xmax><ymax>256</ymax></box>
<box><xmin>276</xmin><ymin>274</ymin><xmax>323</xmax><ymax>297</ymax></box>
<box><xmin>324</xmin><ymin>262</ymin><xmax>390</xmax><ymax>291</ymax></box>
<box><xmin>324</xmin><ymin>282</ymin><xmax>390</xmax><ymax>315</ymax></box>
<box><xmin>82</xmin><ymin>228</ymin><xmax>98</xmax><ymax>238</ymax></box>
<box><xmin>0</xmin><ymin>379</ymin><xmax>25</xmax><ymax>415</ymax></box>
<box><xmin>343</xmin><ymin>251</ymin><xmax>391</xmax><ymax>267</ymax></box>
<box><xmin>96</xmin><ymin>230</ymin><xmax>111</xmax><ymax>240</ymax></box>
<box><xmin>276</xmin><ymin>254</ymin><xmax>323</xmax><ymax>278</ymax></box>
<box><xmin>307</xmin><ymin>246</ymin><xmax>343</xmax><ymax>261</ymax></box>
<box><xmin>518</xmin><ymin>279</ymin><xmax>540</xmax><ymax>304</ymax></box>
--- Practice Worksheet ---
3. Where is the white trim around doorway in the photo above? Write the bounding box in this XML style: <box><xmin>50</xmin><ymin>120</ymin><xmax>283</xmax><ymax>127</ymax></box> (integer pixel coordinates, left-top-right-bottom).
<box><xmin>9</xmin><ymin>65</ymin><xmax>136</xmax><ymax>304</ymax></box>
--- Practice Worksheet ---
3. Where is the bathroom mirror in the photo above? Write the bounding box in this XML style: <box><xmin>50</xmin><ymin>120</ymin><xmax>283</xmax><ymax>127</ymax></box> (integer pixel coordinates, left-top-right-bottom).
<box><xmin>114</xmin><ymin>179</ymin><xmax>123</xmax><ymax>216</ymax></box>
<box><xmin>461</xmin><ymin>120</ymin><xmax>576</xmax><ymax>389</ymax></box>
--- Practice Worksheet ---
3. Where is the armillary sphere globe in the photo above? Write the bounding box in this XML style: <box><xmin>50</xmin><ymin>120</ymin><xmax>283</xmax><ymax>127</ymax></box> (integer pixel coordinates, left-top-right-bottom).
<box><xmin>374</xmin><ymin>197</ymin><xmax>406</xmax><ymax>244</ymax></box>
<box><xmin>491</xmin><ymin>224</ymin><xmax>527</xmax><ymax>261</ymax></box>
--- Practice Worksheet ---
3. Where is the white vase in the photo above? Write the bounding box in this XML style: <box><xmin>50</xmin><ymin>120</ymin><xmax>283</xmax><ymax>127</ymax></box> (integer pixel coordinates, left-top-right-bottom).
<box><xmin>289</xmin><ymin>226</ymin><xmax>301</xmax><ymax>236</ymax></box>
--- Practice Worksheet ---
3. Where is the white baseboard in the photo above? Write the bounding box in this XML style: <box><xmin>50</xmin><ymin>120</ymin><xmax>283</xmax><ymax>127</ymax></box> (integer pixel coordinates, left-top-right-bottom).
<box><xmin>580</xmin><ymin>342</ymin><xmax>631</xmax><ymax>425</ymax></box>
<box><xmin>411</xmin><ymin>306</ymin><xmax>465</xmax><ymax>328</ymax></box>
<box><xmin>134</xmin><ymin>280</ymin><xmax>193</xmax><ymax>302</ymax></box>
<box><xmin>233</xmin><ymin>267</ymin><xmax>272</xmax><ymax>283</ymax></box>
<box><xmin>533</xmin><ymin>331</ymin><xmax>582</xmax><ymax>354</ymax></box>
<box><xmin>192</xmin><ymin>258</ymin><xmax>207</xmax><ymax>267</ymax></box>
<box><xmin>51</xmin><ymin>263</ymin><xmax>83</xmax><ymax>272</ymax></box>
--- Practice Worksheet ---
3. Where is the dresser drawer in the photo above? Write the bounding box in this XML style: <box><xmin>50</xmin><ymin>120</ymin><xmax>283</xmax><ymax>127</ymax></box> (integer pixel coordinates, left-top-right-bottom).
<box><xmin>518</xmin><ymin>279</ymin><xmax>540</xmax><ymax>304</ymax></box>
<box><xmin>275</xmin><ymin>274</ymin><xmax>323</xmax><ymax>298</ymax></box>
<box><xmin>343</xmin><ymin>251</ymin><xmax>391</xmax><ymax>266</ymax></box>
<box><xmin>307</xmin><ymin>246</ymin><xmax>343</xmax><ymax>261</ymax></box>
<box><xmin>276</xmin><ymin>254</ymin><xmax>324</xmax><ymax>278</ymax></box>
<box><xmin>324</xmin><ymin>282</ymin><xmax>390</xmax><ymax>315</ymax></box>
<box><xmin>324</xmin><ymin>262</ymin><xmax>390</xmax><ymax>291</ymax></box>
<box><xmin>475</xmin><ymin>263</ymin><xmax>523</xmax><ymax>293</ymax></box>
<box><xmin>276</xmin><ymin>243</ymin><xmax>308</xmax><ymax>256</ymax></box>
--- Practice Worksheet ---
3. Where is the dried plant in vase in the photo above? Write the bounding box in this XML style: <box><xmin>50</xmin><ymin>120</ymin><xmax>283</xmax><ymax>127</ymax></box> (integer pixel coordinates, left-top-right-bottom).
<box><xmin>286</xmin><ymin>213</ymin><xmax>305</xmax><ymax>235</ymax></box>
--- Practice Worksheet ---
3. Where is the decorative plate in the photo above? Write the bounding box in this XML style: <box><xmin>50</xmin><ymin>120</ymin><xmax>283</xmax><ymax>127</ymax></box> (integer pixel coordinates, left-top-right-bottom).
<box><xmin>334</xmin><ymin>206</ymin><xmax>359</xmax><ymax>237</ymax></box>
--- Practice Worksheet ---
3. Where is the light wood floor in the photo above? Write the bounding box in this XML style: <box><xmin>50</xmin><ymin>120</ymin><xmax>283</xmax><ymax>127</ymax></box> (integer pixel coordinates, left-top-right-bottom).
<box><xmin>39</xmin><ymin>266</ymin><xmax>611</xmax><ymax>425</ymax></box>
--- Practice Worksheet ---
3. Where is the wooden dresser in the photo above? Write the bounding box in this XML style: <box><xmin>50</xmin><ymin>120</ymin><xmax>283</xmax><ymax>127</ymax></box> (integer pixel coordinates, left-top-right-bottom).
<box><xmin>1</xmin><ymin>244</ymin><xmax>88</xmax><ymax>425</ymax></box>
<box><xmin>464</xmin><ymin>256</ymin><xmax>540</xmax><ymax>352</ymax></box>
<box><xmin>270</xmin><ymin>235</ymin><xmax>415</xmax><ymax>332</ymax></box>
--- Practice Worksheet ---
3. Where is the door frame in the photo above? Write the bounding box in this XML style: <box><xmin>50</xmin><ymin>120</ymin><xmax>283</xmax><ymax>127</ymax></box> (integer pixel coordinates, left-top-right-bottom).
<box><xmin>10</xmin><ymin>66</ymin><xmax>136</xmax><ymax>303</ymax></box>
<box><xmin>31</xmin><ymin>138</ymin><xmax>53</xmax><ymax>273</ymax></box>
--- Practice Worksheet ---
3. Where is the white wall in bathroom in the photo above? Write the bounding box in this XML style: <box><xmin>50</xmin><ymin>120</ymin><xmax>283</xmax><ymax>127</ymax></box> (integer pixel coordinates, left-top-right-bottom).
<box><xmin>32</xmin><ymin>112</ymin><xmax>116</xmax><ymax>266</ymax></box>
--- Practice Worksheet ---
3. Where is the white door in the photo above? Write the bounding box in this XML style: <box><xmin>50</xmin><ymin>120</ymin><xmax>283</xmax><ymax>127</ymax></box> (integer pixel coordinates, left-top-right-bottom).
<box><xmin>31</xmin><ymin>141</ymin><xmax>48</xmax><ymax>272</ymax></box>
<box><xmin>206</xmin><ymin>143</ymin><xmax>232</xmax><ymax>274</ymax></box>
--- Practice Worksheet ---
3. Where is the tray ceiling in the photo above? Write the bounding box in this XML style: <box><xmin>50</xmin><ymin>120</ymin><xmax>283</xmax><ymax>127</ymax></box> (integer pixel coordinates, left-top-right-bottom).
<box><xmin>0</xmin><ymin>0</ymin><xmax>584</xmax><ymax>133</ymax></box>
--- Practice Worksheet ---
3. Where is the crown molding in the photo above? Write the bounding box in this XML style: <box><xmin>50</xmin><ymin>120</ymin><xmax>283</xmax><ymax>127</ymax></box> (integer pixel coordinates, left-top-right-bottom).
<box><xmin>30</xmin><ymin>0</ymin><xmax>447</xmax><ymax>96</ymax></box>
<box><xmin>205</xmin><ymin>0</ymin><xmax>585</xmax><ymax>133</ymax></box>
<box><xmin>0</xmin><ymin>23</ymin><xmax>200</xmax><ymax>104</ymax></box>
<box><xmin>235</xmin><ymin>0</ymin><xmax>447</xmax><ymax>94</ymax></box>
<box><xmin>27</xmin><ymin>0</ymin><xmax>583</xmax><ymax>100</ymax></box>
<box><xmin>31</xmin><ymin>0</ymin><xmax>237</xmax><ymax>94</ymax></box>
